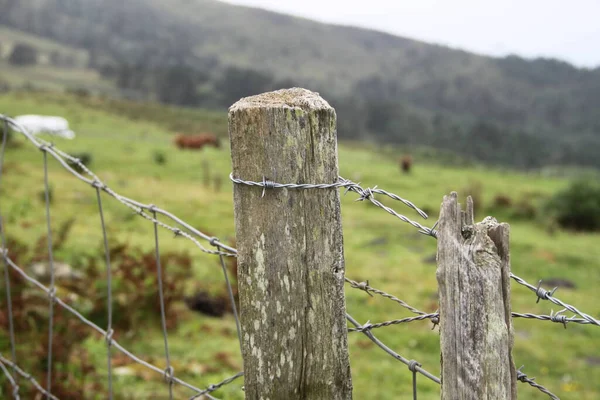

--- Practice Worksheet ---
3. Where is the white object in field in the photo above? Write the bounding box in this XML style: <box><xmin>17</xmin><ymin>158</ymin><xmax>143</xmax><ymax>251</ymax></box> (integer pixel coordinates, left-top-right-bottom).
<box><xmin>13</xmin><ymin>114</ymin><xmax>76</xmax><ymax>139</ymax></box>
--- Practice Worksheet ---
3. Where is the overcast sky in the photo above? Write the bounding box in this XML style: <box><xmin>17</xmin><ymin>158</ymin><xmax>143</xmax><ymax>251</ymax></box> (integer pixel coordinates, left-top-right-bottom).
<box><xmin>223</xmin><ymin>0</ymin><xmax>600</xmax><ymax>68</ymax></box>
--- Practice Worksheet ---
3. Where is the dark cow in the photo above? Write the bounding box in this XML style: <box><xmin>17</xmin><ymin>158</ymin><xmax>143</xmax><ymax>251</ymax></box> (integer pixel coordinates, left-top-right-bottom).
<box><xmin>174</xmin><ymin>133</ymin><xmax>220</xmax><ymax>150</ymax></box>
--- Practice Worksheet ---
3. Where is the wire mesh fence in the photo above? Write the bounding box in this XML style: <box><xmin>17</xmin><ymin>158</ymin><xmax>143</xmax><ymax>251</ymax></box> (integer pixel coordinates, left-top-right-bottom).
<box><xmin>1</xmin><ymin>112</ymin><xmax>599</xmax><ymax>399</ymax></box>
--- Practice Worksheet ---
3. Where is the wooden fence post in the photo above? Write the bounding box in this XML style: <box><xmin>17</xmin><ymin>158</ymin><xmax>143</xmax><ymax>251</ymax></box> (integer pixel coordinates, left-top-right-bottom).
<box><xmin>228</xmin><ymin>88</ymin><xmax>352</xmax><ymax>399</ymax></box>
<box><xmin>436</xmin><ymin>192</ymin><xmax>516</xmax><ymax>399</ymax></box>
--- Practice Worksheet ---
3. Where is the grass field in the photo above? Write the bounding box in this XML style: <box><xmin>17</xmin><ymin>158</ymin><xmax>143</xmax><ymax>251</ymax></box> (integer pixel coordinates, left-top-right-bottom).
<box><xmin>0</xmin><ymin>90</ymin><xmax>599</xmax><ymax>399</ymax></box>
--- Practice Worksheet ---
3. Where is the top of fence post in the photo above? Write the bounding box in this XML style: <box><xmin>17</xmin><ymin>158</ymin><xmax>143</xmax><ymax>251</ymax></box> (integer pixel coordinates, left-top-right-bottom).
<box><xmin>436</xmin><ymin>192</ymin><xmax>516</xmax><ymax>399</ymax></box>
<box><xmin>228</xmin><ymin>88</ymin><xmax>352</xmax><ymax>399</ymax></box>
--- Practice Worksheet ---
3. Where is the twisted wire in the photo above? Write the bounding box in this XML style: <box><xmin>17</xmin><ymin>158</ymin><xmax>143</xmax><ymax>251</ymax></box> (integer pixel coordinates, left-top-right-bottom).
<box><xmin>517</xmin><ymin>365</ymin><xmax>560</xmax><ymax>400</ymax></box>
<box><xmin>0</xmin><ymin>355</ymin><xmax>59</xmax><ymax>400</ymax></box>
<box><xmin>348</xmin><ymin>313</ymin><xmax>439</xmax><ymax>332</ymax></box>
<box><xmin>229</xmin><ymin>173</ymin><xmax>438</xmax><ymax>237</ymax></box>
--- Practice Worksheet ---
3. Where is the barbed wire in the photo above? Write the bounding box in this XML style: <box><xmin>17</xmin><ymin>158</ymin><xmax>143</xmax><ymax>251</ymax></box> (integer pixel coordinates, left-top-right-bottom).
<box><xmin>229</xmin><ymin>173</ymin><xmax>438</xmax><ymax>237</ymax></box>
<box><xmin>0</xmin><ymin>354</ymin><xmax>59</xmax><ymax>400</ymax></box>
<box><xmin>517</xmin><ymin>366</ymin><xmax>560</xmax><ymax>400</ymax></box>
<box><xmin>344</xmin><ymin>278</ymin><xmax>432</xmax><ymax>316</ymax></box>
<box><xmin>347</xmin><ymin>313</ymin><xmax>440</xmax><ymax>332</ymax></box>
<box><xmin>511</xmin><ymin>274</ymin><xmax>600</xmax><ymax>327</ymax></box>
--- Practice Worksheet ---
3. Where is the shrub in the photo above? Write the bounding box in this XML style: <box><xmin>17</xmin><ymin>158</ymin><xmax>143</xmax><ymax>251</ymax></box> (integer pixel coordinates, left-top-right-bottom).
<box><xmin>153</xmin><ymin>150</ymin><xmax>166</xmax><ymax>165</ymax></box>
<box><xmin>544</xmin><ymin>180</ymin><xmax>600</xmax><ymax>232</ymax></box>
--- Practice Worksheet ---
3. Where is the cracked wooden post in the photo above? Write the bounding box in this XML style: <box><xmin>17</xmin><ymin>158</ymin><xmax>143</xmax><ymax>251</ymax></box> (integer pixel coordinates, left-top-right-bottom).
<box><xmin>228</xmin><ymin>88</ymin><xmax>352</xmax><ymax>399</ymax></box>
<box><xmin>436</xmin><ymin>192</ymin><xmax>516</xmax><ymax>399</ymax></box>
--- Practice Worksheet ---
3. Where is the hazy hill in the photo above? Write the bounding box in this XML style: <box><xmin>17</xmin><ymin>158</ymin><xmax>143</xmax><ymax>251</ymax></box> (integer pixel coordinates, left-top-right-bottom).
<box><xmin>1</xmin><ymin>0</ymin><xmax>599</xmax><ymax>169</ymax></box>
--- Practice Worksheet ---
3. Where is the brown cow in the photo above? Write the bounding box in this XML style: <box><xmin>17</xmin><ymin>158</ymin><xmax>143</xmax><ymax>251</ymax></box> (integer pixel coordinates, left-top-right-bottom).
<box><xmin>174</xmin><ymin>133</ymin><xmax>221</xmax><ymax>150</ymax></box>
<box><xmin>400</xmin><ymin>154</ymin><xmax>413</xmax><ymax>174</ymax></box>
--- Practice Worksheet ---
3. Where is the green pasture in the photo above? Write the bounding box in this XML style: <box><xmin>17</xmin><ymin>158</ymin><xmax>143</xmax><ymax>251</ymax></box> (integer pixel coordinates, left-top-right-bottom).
<box><xmin>0</xmin><ymin>91</ymin><xmax>598</xmax><ymax>399</ymax></box>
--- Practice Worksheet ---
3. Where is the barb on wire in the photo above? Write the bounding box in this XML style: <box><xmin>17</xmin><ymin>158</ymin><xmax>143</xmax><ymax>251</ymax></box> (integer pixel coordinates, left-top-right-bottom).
<box><xmin>0</xmin><ymin>355</ymin><xmax>59</xmax><ymax>400</ymax></box>
<box><xmin>516</xmin><ymin>365</ymin><xmax>560</xmax><ymax>400</ymax></box>
<box><xmin>348</xmin><ymin>313</ymin><xmax>439</xmax><ymax>332</ymax></box>
<box><xmin>229</xmin><ymin>173</ymin><xmax>438</xmax><ymax>237</ymax></box>
<box><xmin>512</xmin><ymin>309</ymin><xmax>591</xmax><ymax>328</ymax></box>
<box><xmin>511</xmin><ymin>275</ymin><xmax>600</xmax><ymax>327</ymax></box>
<box><xmin>0</xmin><ymin>115</ymin><xmax>236</xmax><ymax>259</ymax></box>
<box><xmin>346</xmin><ymin>313</ymin><xmax>440</xmax><ymax>385</ymax></box>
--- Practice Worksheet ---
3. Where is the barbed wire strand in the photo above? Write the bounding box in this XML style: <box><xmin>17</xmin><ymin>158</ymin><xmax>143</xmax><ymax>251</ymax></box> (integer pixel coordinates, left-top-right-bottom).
<box><xmin>151</xmin><ymin>209</ymin><xmax>174</xmax><ymax>399</ymax></box>
<box><xmin>0</xmin><ymin>355</ymin><xmax>60</xmax><ymax>400</ymax></box>
<box><xmin>188</xmin><ymin>371</ymin><xmax>245</xmax><ymax>400</ymax></box>
<box><xmin>95</xmin><ymin>186</ymin><xmax>114</xmax><ymax>399</ymax></box>
<box><xmin>0</xmin><ymin>253</ymin><xmax>208</xmax><ymax>396</ymax></box>
<box><xmin>346</xmin><ymin>312</ymin><xmax>440</xmax><ymax>385</ymax></box>
<box><xmin>0</xmin><ymin>119</ymin><xmax>18</xmax><ymax>387</ymax></box>
<box><xmin>348</xmin><ymin>313</ymin><xmax>439</xmax><ymax>332</ymax></box>
<box><xmin>229</xmin><ymin>174</ymin><xmax>437</xmax><ymax>237</ymax></box>
<box><xmin>42</xmin><ymin>148</ymin><xmax>56</xmax><ymax>399</ymax></box>
<box><xmin>0</xmin><ymin>356</ymin><xmax>20</xmax><ymax>400</ymax></box>
<box><xmin>0</xmin><ymin>115</ymin><xmax>236</xmax><ymax>259</ymax></box>
<box><xmin>517</xmin><ymin>365</ymin><xmax>560</xmax><ymax>400</ymax></box>
<box><xmin>512</xmin><ymin>310</ymin><xmax>592</xmax><ymax>328</ymax></box>
<box><xmin>345</xmin><ymin>278</ymin><xmax>429</xmax><ymax>316</ymax></box>
<box><xmin>511</xmin><ymin>274</ymin><xmax>600</xmax><ymax>327</ymax></box>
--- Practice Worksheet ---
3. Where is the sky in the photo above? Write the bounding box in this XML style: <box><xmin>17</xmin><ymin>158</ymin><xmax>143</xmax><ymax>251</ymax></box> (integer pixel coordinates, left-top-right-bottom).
<box><xmin>223</xmin><ymin>0</ymin><xmax>600</xmax><ymax>68</ymax></box>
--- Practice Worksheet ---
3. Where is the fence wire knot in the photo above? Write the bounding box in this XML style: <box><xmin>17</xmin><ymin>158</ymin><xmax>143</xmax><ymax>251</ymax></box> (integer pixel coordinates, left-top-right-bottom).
<box><xmin>353</xmin><ymin>280</ymin><xmax>373</xmax><ymax>296</ymax></box>
<box><xmin>355</xmin><ymin>186</ymin><xmax>375</xmax><ymax>202</ymax></box>
<box><xmin>148</xmin><ymin>204</ymin><xmax>157</xmax><ymax>212</ymax></box>
<box><xmin>163</xmin><ymin>366</ymin><xmax>174</xmax><ymax>384</ymax></box>
<box><xmin>209</xmin><ymin>236</ymin><xmax>220</xmax><ymax>247</ymax></box>
<box><xmin>91</xmin><ymin>179</ymin><xmax>106</xmax><ymax>190</ymax></box>
<box><xmin>261</xmin><ymin>176</ymin><xmax>276</xmax><ymax>197</ymax></box>
<box><xmin>535</xmin><ymin>280</ymin><xmax>558</xmax><ymax>303</ymax></box>
<box><xmin>39</xmin><ymin>143</ymin><xmax>54</xmax><ymax>152</ymax></box>
<box><xmin>48</xmin><ymin>287</ymin><xmax>57</xmax><ymax>303</ymax></box>
<box><xmin>105</xmin><ymin>328</ymin><xmax>114</xmax><ymax>347</ymax></box>
<box><xmin>430</xmin><ymin>313</ymin><xmax>440</xmax><ymax>330</ymax></box>
<box><xmin>550</xmin><ymin>309</ymin><xmax>569</xmax><ymax>329</ymax></box>
<box><xmin>516</xmin><ymin>365</ymin><xmax>533</xmax><ymax>382</ymax></box>
<box><xmin>408</xmin><ymin>360</ymin><xmax>421</xmax><ymax>372</ymax></box>
<box><xmin>359</xmin><ymin>320</ymin><xmax>373</xmax><ymax>332</ymax></box>
<box><xmin>173</xmin><ymin>228</ymin><xmax>182</xmax><ymax>238</ymax></box>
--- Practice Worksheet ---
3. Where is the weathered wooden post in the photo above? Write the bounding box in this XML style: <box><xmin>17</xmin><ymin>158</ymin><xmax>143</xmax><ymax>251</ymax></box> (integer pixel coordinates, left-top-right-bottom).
<box><xmin>228</xmin><ymin>88</ymin><xmax>352</xmax><ymax>399</ymax></box>
<box><xmin>436</xmin><ymin>193</ymin><xmax>516</xmax><ymax>399</ymax></box>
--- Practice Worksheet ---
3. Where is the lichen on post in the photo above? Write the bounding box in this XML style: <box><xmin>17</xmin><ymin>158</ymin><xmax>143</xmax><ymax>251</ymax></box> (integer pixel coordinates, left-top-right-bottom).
<box><xmin>436</xmin><ymin>192</ymin><xmax>516</xmax><ymax>400</ymax></box>
<box><xmin>228</xmin><ymin>88</ymin><xmax>352</xmax><ymax>399</ymax></box>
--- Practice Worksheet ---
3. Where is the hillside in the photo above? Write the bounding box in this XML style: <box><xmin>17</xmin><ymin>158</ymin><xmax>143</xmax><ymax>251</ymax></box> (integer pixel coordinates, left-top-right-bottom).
<box><xmin>0</xmin><ymin>0</ymin><xmax>599</xmax><ymax>169</ymax></box>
